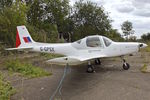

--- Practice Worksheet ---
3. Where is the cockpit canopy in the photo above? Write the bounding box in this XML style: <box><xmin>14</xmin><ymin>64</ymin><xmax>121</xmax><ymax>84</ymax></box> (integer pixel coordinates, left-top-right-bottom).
<box><xmin>72</xmin><ymin>35</ymin><xmax>113</xmax><ymax>49</ymax></box>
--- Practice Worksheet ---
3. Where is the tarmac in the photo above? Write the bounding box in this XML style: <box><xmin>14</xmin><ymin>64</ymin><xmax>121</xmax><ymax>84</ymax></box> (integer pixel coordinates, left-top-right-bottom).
<box><xmin>10</xmin><ymin>52</ymin><xmax>150</xmax><ymax>100</ymax></box>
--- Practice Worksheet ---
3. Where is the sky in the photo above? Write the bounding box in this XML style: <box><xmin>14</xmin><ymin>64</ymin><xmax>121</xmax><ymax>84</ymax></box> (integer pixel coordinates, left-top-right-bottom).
<box><xmin>70</xmin><ymin>0</ymin><xmax>150</xmax><ymax>39</ymax></box>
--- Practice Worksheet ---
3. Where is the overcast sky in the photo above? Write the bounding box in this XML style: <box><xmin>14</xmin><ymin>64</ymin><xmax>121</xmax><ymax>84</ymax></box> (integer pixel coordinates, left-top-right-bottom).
<box><xmin>70</xmin><ymin>0</ymin><xmax>150</xmax><ymax>38</ymax></box>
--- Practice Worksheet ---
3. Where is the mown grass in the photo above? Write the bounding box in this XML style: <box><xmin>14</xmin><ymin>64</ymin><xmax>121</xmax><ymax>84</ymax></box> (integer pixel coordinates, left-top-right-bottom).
<box><xmin>0</xmin><ymin>72</ymin><xmax>15</xmax><ymax>100</ymax></box>
<box><xmin>5</xmin><ymin>60</ymin><xmax>51</xmax><ymax>78</ymax></box>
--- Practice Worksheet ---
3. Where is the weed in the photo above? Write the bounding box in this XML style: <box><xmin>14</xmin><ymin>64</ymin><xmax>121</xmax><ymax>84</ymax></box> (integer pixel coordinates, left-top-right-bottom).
<box><xmin>5</xmin><ymin>60</ymin><xmax>51</xmax><ymax>78</ymax></box>
<box><xmin>140</xmin><ymin>64</ymin><xmax>148</xmax><ymax>73</ymax></box>
<box><xmin>0</xmin><ymin>72</ymin><xmax>16</xmax><ymax>100</ymax></box>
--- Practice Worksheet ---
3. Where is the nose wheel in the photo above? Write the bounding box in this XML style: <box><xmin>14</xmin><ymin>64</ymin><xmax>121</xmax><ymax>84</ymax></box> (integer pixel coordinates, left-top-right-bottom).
<box><xmin>87</xmin><ymin>61</ymin><xmax>95</xmax><ymax>73</ymax></box>
<box><xmin>123</xmin><ymin>62</ymin><xmax>130</xmax><ymax>70</ymax></box>
<box><xmin>122</xmin><ymin>58</ymin><xmax>130</xmax><ymax>70</ymax></box>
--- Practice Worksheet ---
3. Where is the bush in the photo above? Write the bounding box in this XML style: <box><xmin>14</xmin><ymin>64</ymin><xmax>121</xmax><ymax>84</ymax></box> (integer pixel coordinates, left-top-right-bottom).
<box><xmin>5</xmin><ymin>60</ymin><xmax>51</xmax><ymax>78</ymax></box>
<box><xmin>0</xmin><ymin>72</ymin><xmax>15</xmax><ymax>100</ymax></box>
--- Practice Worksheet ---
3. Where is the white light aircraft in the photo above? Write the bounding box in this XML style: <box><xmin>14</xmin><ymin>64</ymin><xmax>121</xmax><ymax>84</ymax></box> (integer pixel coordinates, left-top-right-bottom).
<box><xmin>6</xmin><ymin>26</ymin><xmax>147</xmax><ymax>73</ymax></box>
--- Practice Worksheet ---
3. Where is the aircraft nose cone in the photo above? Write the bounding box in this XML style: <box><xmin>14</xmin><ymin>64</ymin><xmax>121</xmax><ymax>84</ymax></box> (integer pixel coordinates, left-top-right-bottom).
<box><xmin>143</xmin><ymin>43</ymin><xmax>148</xmax><ymax>48</ymax></box>
<box><xmin>139</xmin><ymin>43</ymin><xmax>148</xmax><ymax>48</ymax></box>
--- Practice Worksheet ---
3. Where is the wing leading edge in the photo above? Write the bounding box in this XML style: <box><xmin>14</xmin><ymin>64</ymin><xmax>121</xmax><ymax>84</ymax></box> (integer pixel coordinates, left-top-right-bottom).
<box><xmin>46</xmin><ymin>54</ymin><xmax>107</xmax><ymax>65</ymax></box>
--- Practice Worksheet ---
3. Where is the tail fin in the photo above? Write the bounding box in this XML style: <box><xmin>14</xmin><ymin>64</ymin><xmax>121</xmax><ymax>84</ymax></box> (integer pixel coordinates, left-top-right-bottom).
<box><xmin>16</xmin><ymin>25</ymin><xmax>35</xmax><ymax>48</ymax></box>
<box><xmin>5</xmin><ymin>26</ymin><xmax>34</xmax><ymax>50</ymax></box>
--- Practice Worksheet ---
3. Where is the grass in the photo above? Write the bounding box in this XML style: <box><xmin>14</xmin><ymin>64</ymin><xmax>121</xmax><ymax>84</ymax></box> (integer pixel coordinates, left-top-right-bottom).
<box><xmin>142</xmin><ymin>46</ymin><xmax>150</xmax><ymax>52</ymax></box>
<box><xmin>145</xmin><ymin>46</ymin><xmax>150</xmax><ymax>52</ymax></box>
<box><xmin>5</xmin><ymin>59</ymin><xmax>51</xmax><ymax>78</ymax></box>
<box><xmin>0</xmin><ymin>72</ymin><xmax>15</xmax><ymax>100</ymax></box>
<box><xmin>140</xmin><ymin>64</ymin><xmax>150</xmax><ymax>73</ymax></box>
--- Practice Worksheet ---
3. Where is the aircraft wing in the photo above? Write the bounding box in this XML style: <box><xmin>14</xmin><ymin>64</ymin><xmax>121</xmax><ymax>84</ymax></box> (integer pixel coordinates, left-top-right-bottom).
<box><xmin>73</xmin><ymin>54</ymin><xmax>107</xmax><ymax>61</ymax></box>
<box><xmin>46</xmin><ymin>56</ymin><xmax>84</xmax><ymax>65</ymax></box>
<box><xmin>46</xmin><ymin>54</ymin><xmax>107</xmax><ymax>65</ymax></box>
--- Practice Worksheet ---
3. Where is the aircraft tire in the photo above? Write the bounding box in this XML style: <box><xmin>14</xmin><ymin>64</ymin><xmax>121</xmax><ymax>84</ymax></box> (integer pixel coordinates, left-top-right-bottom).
<box><xmin>87</xmin><ymin>65</ymin><xmax>94</xmax><ymax>73</ymax></box>
<box><xmin>123</xmin><ymin>63</ymin><xmax>130</xmax><ymax>70</ymax></box>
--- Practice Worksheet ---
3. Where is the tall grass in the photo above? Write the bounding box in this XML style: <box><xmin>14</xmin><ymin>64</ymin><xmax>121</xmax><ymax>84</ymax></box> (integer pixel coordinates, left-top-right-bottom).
<box><xmin>5</xmin><ymin>60</ymin><xmax>51</xmax><ymax>78</ymax></box>
<box><xmin>0</xmin><ymin>72</ymin><xmax>15</xmax><ymax>100</ymax></box>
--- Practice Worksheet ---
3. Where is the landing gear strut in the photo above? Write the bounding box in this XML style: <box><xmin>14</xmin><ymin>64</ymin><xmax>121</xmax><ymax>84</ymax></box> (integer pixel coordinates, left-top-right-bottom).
<box><xmin>87</xmin><ymin>61</ymin><xmax>95</xmax><ymax>73</ymax></box>
<box><xmin>95</xmin><ymin>58</ymin><xmax>101</xmax><ymax>65</ymax></box>
<box><xmin>121</xmin><ymin>57</ymin><xmax>130</xmax><ymax>70</ymax></box>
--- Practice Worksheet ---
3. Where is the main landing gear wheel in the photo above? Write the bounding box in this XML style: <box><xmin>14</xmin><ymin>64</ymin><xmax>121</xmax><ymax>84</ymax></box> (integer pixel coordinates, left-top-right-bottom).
<box><xmin>87</xmin><ymin>65</ymin><xmax>95</xmax><ymax>73</ymax></box>
<box><xmin>95</xmin><ymin>58</ymin><xmax>101</xmax><ymax>65</ymax></box>
<box><xmin>87</xmin><ymin>61</ymin><xmax>95</xmax><ymax>73</ymax></box>
<box><xmin>123</xmin><ymin>63</ymin><xmax>130</xmax><ymax>70</ymax></box>
<box><xmin>121</xmin><ymin>57</ymin><xmax>130</xmax><ymax>70</ymax></box>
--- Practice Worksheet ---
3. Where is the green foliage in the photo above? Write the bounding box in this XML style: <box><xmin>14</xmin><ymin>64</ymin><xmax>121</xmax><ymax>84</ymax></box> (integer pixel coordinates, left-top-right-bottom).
<box><xmin>0</xmin><ymin>1</ymin><xmax>27</xmax><ymax>46</ymax></box>
<box><xmin>0</xmin><ymin>0</ymin><xmax>13</xmax><ymax>9</ymax></box>
<box><xmin>0</xmin><ymin>43</ymin><xmax>9</xmax><ymax>56</ymax></box>
<box><xmin>105</xmin><ymin>29</ymin><xmax>124</xmax><ymax>42</ymax></box>
<box><xmin>0</xmin><ymin>0</ymin><xmax>124</xmax><ymax>49</ymax></box>
<box><xmin>27</xmin><ymin>0</ymin><xmax>45</xmax><ymax>27</ymax></box>
<box><xmin>141</xmin><ymin>33</ymin><xmax>150</xmax><ymax>42</ymax></box>
<box><xmin>145</xmin><ymin>47</ymin><xmax>150</xmax><ymax>52</ymax></box>
<box><xmin>140</xmin><ymin>64</ymin><xmax>148</xmax><ymax>73</ymax></box>
<box><xmin>26</xmin><ymin>24</ymin><xmax>58</xmax><ymax>43</ymax></box>
<box><xmin>5</xmin><ymin>60</ymin><xmax>51</xmax><ymax>78</ymax></box>
<box><xmin>71</xmin><ymin>0</ymin><xmax>112</xmax><ymax>41</ymax></box>
<box><xmin>45</xmin><ymin>0</ymin><xmax>70</xmax><ymax>32</ymax></box>
<box><xmin>121</xmin><ymin>20</ymin><xmax>134</xmax><ymax>39</ymax></box>
<box><xmin>0</xmin><ymin>72</ymin><xmax>15</xmax><ymax>100</ymax></box>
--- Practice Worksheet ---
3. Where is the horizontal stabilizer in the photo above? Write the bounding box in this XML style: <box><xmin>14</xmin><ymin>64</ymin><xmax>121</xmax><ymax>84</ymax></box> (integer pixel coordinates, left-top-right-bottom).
<box><xmin>5</xmin><ymin>47</ymin><xmax>33</xmax><ymax>50</ymax></box>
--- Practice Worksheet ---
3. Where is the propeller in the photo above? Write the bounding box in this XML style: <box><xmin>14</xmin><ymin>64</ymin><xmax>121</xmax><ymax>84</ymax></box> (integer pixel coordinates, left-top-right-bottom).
<box><xmin>139</xmin><ymin>43</ymin><xmax>143</xmax><ymax>48</ymax></box>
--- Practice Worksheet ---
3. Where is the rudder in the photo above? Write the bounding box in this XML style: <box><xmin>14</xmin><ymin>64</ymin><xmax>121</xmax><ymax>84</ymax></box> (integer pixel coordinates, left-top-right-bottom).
<box><xmin>16</xmin><ymin>26</ymin><xmax>35</xmax><ymax>48</ymax></box>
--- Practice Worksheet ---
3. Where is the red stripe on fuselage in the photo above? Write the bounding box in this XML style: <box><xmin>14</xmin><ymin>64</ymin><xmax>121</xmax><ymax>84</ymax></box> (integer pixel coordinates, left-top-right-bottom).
<box><xmin>16</xmin><ymin>29</ymin><xmax>21</xmax><ymax>47</ymax></box>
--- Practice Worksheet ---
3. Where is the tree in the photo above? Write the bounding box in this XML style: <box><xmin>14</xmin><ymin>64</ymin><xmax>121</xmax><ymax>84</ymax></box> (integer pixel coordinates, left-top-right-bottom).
<box><xmin>0</xmin><ymin>0</ymin><xmax>13</xmax><ymax>9</ymax></box>
<box><xmin>26</xmin><ymin>0</ymin><xmax>59</xmax><ymax>43</ymax></box>
<box><xmin>45</xmin><ymin>0</ymin><xmax>70</xmax><ymax>33</ymax></box>
<box><xmin>106</xmin><ymin>29</ymin><xmax>124</xmax><ymax>42</ymax></box>
<box><xmin>71</xmin><ymin>0</ymin><xmax>112</xmax><ymax>40</ymax></box>
<box><xmin>121</xmin><ymin>20</ymin><xmax>134</xmax><ymax>39</ymax></box>
<box><xmin>27</xmin><ymin>0</ymin><xmax>45</xmax><ymax>28</ymax></box>
<box><xmin>0</xmin><ymin>1</ymin><xmax>27</xmax><ymax>46</ymax></box>
<box><xmin>141</xmin><ymin>33</ymin><xmax>150</xmax><ymax>41</ymax></box>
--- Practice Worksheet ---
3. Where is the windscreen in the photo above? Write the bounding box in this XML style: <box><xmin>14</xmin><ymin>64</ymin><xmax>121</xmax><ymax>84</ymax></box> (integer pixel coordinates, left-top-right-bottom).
<box><xmin>103</xmin><ymin>37</ymin><xmax>112</xmax><ymax>47</ymax></box>
<box><xmin>86</xmin><ymin>37</ymin><xmax>103</xmax><ymax>47</ymax></box>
